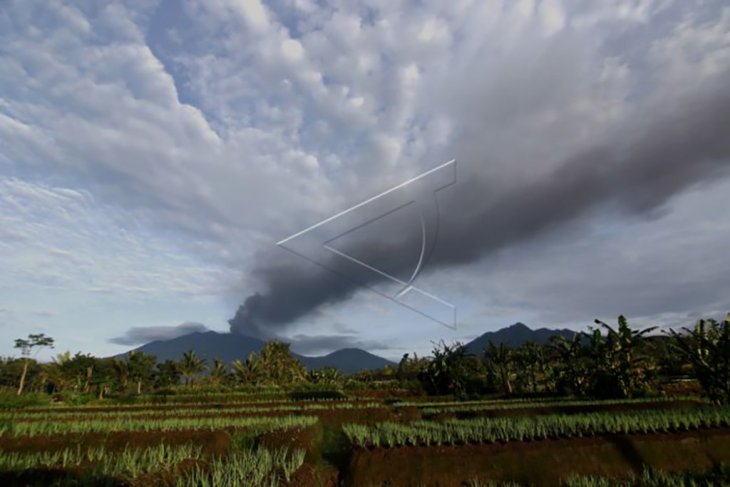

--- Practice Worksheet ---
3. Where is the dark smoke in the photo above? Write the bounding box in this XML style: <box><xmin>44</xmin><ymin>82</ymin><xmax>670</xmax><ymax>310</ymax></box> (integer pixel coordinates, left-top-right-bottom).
<box><xmin>230</xmin><ymin>76</ymin><xmax>730</xmax><ymax>338</ymax></box>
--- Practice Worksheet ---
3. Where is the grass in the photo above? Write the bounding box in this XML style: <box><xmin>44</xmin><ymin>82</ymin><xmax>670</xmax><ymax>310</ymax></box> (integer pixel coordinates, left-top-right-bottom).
<box><xmin>0</xmin><ymin>401</ymin><xmax>381</xmax><ymax>421</ymax></box>
<box><xmin>0</xmin><ymin>414</ymin><xmax>318</xmax><ymax>437</ymax></box>
<box><xmin>343</xmin><ymin>406</ymin><xmax>730</xmax><ymax>448</ymax></box>
<box><xmin>0</xmin><ymin>443</ymin><xmax>202</xmax><ymax>477</ymax></box>
<box><xmin>419</xmin><ymin>397</ymin><xmax>700</xmax><ymax>415</ymax></box>
<box><xmin>0</xmin><ymin>444</ymin><xmax>305</xmax><ymax>486</ymax></box>
<box><xmin>180</xmin><ymin>447</ymin><xmax>306</xmax><ymax>487</ymax></box>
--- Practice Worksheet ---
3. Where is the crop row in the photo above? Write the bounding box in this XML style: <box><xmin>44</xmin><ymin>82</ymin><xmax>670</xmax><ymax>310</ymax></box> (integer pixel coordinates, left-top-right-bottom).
<box><xmin>465</xmin><ymin>465</ymin><xmax>730</xmax><ymax>487</ymax></box>
<box><xmin>0</xmin><ymin>444</ymin><xmax>305</xmax><ymax>487</ymax></box>
<box><xmin>24</xmin><ymin>395</ymin><xmax>357</xmax><ymax>413</ymax></box>
<box><xmin>1</xmin><ymin>401</ymin><xmax>381</xmax><ymax>421</ymax></box>
<box><xmin>182</xmin><ymin>448</ymin><xmax>305</xmax><ymax>487</ymax></box>
<box><xmin>419</xmin><ymin>397</ymin><xmax>695</xmax><ymax>415</ymax></box>
<box><xmin>343</xmin><ymin>407</ymin><xmax>730</xmax><ymax>448</ymax></box>
<box><xmin>561</xmin><ymin>468</ymin><xmax>729</xmax><ymax>487</ymax></box>
<box><xmin>0</xmin><ymin>443</ymin><xmax>202</xmax><ymax>478</ymax></box>
<box><xmin>395</xmin><ymin>396</ymin><xmax>697</xmax><ymax>410</ymax></box>
<box><xmin>0</xmin><ymin>414</ymin><xmax>318</xmax><ymax>437</ymax></box>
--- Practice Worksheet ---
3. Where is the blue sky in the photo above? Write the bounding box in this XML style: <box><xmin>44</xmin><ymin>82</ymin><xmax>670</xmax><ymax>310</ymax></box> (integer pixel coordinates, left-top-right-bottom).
<box><xmin>1</xmin><ymin>0</ymin><xmax>729</xmax><ymax>362</ymax></box>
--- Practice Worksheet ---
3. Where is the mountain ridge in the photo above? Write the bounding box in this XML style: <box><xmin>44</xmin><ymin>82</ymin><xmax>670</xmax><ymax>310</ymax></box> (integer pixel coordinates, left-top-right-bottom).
<box><xmin>116</xmin><ymin>323</ymin><xmax>578</xmax><ymax>373</ymax></box>
<box><xmin>116</xmin><ymin>331</ymin><xmax>394</xmax><ymax>374</ymax></box>
<box><xmin>463</xmin><ymin>322</ymin><xmax>576</xmax><ymax>355</ymax></box>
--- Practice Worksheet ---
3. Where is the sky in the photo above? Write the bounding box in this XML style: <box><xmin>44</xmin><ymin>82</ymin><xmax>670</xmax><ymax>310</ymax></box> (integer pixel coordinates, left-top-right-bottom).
<box><xmin>1</xmin><ymin>0</ymin><xmax>729</xmax><ymax>362</ymax></box>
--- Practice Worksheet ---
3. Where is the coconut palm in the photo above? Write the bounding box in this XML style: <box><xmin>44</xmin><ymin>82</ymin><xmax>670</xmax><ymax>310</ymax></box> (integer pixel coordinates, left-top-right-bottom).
<box><xmin>179</xmin><ymin>349</ymin><xmax>207</xmax><ymax>386</ymax></box>
<box><xmin>209</xmin><ymin>357</ymin><xmax>229</xmax><ymax>385</ymax></box>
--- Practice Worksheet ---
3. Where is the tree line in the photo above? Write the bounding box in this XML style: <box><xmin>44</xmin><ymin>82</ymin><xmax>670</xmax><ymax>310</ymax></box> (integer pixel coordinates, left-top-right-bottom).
<box><xmin>398</xmin><ymin>315</ymin><xmax>730</xmax><ymax>404</ymax></box>
<box><xmin>1</xmin><ymin>340</ymin><xmax>344</xmax><ymax>399</ymax></box>
<box><xmin>3</xmin><ymin>314</ymin><xmax>729</xmax><ymax>404</ymax></box>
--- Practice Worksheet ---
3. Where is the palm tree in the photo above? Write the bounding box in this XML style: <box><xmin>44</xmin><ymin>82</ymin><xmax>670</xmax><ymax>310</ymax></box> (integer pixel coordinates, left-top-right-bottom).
<box><xmin>257</xmin><ymin>341</ymin><xmax>307</xmax><ymax>385</ymax></box>
<box><xmin>179</xmin><ymin>349</ymin><xmax>207</xmax><ymax>386</ymax></box>
<box><xmin>484</xmin><ymin>342</ymin><xmax>514</xmax><ymax>395</ymax></box>
<box><xmin>209</xmin><ymin>358</ymin><xmax>228</xmax><ymax>385</ymax></box>
<box><xmin>14</xmin><ymin>333</ymin><xmax>54</xmax><ymax>395</ymax></box>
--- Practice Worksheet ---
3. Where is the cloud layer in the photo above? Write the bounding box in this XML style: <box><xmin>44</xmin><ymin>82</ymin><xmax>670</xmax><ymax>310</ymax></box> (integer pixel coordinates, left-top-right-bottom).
<box><xmin>2</xmin><ymin>0</ymin><xmax>729</xmax><ymax>354</ymax></box>
<box><xmin>110</xmin><ymin>322</ymin><xmax>209</xmax><ymax>346</ymax></box>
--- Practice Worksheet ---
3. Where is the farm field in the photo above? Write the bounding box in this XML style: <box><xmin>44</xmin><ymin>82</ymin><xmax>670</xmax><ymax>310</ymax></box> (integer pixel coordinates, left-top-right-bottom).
<box><xmin>1</xmin><ymin>392</ymin><xmax>729</xmax><ymax>486</ymax></box>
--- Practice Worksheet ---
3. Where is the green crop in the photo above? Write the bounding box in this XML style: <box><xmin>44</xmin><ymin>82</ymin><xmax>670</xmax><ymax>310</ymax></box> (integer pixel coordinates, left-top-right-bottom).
<box><xmin>344</xmin><ymin>406</ymin><xmax>730</xmax><ymax>448</ymax></box>
<box><xmin>0</xmin><ymin>443</ymin><xmax>201</xmax><ymax>477</ymax></box>
<box><xmin>180</xmin><ymin>447</ymin><xmax>306</xmax><ymax>487</ymax></box>
<box><xmin>0</xmin><ymin>414</ymin><xmax>318</xmax><ymax>437</ymax></box>
<box><xmin>1</xmin><ymin>401</ymin><xmax>380</xmax><ymax>422</ymax></box>
<box><xmin>0</xmin><ymin>444</ymin><xmax>305</xmax><ymax>487</ymax></box>
<box><xmin>419</xmin><ymin>397</ymin><xmax>699</xmax><ymax>415</ymax></box>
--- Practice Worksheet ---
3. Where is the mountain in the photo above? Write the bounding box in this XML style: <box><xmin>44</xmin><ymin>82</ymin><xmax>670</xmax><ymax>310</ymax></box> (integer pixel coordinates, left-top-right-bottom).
<box><xmin>122</xmin><ymin>331</ymin><xmax>266</xmax><ymax>364</ymax></box>
<box><xmin>464</xmin><ymin>322</ymin><xmax>576</xmax><ymax>355</ymax></box>
<box><xmin>118</xmin><ymin>331</ymin><xmax>395</xmax><ymax>373</ymax></box>
<box><xmin>298</xmin><ymin>348</ymin><xmax>393</xmax><ymax>374</ymax></box>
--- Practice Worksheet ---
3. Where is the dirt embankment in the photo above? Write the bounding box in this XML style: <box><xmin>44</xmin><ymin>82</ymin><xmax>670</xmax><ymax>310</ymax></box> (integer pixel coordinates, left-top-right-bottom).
<box><xmin>424</xmin><ymin>400</ymin><xmax>703</xmax><ymax>421</ymax></box>
<box><xmin>0</xmin><ymin>429</ymin><xmax>231</xmax><ymax>456</ymax></box>
<box><xmin>346</xmin><ymin>427</ymin><xmax>730</xmax><ymax>487</ymax></box>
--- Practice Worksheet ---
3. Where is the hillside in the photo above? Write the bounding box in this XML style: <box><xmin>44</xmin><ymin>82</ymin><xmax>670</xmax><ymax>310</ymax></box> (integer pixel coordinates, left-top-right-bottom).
<box><xmin>464</xmin><ymin>322</ymin><xmax>576</xmax><ymax>355</ymax></box>
<box><xmin>118</xmin><ymin>331</ymin><xmax>395</xmax><ymax>373</ymax></box>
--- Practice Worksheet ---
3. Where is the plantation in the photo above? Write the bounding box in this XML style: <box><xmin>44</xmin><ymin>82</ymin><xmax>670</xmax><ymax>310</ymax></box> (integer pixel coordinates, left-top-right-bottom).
<box><xmin>1</xmin><ymin>316</ymin><xmax>730</xmax><ymax>485</ymax></box>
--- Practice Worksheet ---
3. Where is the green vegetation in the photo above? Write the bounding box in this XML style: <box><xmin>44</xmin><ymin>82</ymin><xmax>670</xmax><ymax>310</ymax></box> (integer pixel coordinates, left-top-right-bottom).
<box><xmin>466</xmin><ymin>465</ymin><xmax>730</xmax><ymax>486</ymax></box>
<box><xmin>0</xmin><ymin>415</ymin><xmax>317</xmax><ymax>437</ymax></box>
<box><xmin>0</xmin><ymin>443</ymin><xmax>202</xmax><ymax>477</ymax></box>
<box><xmin>182</xmin><ymin>448</ymin><xmax>306</xmax><ymax>487</ymax></box>
<box><xmin>0</xmin><ymin>444</ymin><xmax>305</xmax><ymax>487</ymax></box>
<box><xmin>669</xmin><ymin>317</ymin><xmax>730</xmax><ymax>405</ymax></box>
<box><xmin>418</xmin><ymin>396</ymin><xmax>700</xmax><ymax>415</ymax></box>
<box><xmin>1</xmin><ymin>314</ymin><xmax>729</xmax><ymax>486</ymax></box>
<box><xmin>344</xmin><ymin>407</ymin><xmax>730</xmax><ymax>447</ymax></box>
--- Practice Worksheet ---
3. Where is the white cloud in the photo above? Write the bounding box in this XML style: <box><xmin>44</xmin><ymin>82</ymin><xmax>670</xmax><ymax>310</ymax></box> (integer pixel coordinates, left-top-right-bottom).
<box><xmin>1</xmin><ymin>0</ymin><xmax>729</xmax><ymax>354</ymax></box>
<box><xmin>0</xmin><ymin>178</ymin><xmax>232</xmax><ymax>297</ymax></box>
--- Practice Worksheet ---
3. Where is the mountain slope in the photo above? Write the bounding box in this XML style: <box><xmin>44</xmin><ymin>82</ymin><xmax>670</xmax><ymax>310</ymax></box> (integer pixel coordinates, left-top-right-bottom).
<box><xmin>298</xmin><ymin>348</ymin><xmax>394</xmax><ymax>374</ymax></box>
<box><xmin>118</xmin><ymin>331</ymin><xmax>395</xmax><ymax>373</ymax></box>
<box><xmin>464</xmin><ymin>322</ymin><xmax>576</xmax><ymax>355</ymax></box>
<box><xmin>122</xmin><ymin>331</ymin><xmax>266</xmax><ymax>364</ymax></box>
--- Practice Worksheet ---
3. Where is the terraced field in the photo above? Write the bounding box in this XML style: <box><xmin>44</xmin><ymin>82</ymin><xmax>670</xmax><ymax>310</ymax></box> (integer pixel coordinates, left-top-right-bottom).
<box><xmin>1</xmin><ymin>393</ymin><xmax>729</xmax><ymax>486</ymax></box>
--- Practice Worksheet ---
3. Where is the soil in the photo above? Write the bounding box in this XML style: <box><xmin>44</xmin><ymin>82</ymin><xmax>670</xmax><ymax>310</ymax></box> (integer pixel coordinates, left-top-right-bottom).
<box><xmin>0</xmin><ymin>429</ymin><xmax>231</xmax><ymax>457</ymax></box>
<box><xmin>0</xmin><ymin>467</ymin><xmax>128</xmax><ymax>487</ymax></box>
<box><xmin>259</xmin><ymin>424</ymin><xmax>322</xmax><ymax>462</ymax></box>
<box><xmin>23</xmin><ymin>399</ymin><xmax>376</xmax><ymax>415</ymax></box>
<box><xmin>346</xmin><ymin>427</ymin><xmax>730</xmax><ymax>487</ymax></box>
<box><xmin>424</xmin><ymin>399</ymin><xmax>703</xmax><ymax>420</ymax></box>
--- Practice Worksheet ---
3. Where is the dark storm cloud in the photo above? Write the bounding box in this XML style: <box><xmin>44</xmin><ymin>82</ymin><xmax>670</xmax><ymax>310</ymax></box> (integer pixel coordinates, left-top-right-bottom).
<box><xmin>230</xmin><ymin>73</ymin><xmax>730</xmax><ymax>338</ymax></box>
<box><xmin>110</xmin><ymin>322</ymin><xmax>209</xmax><ymax>346</ymax></box>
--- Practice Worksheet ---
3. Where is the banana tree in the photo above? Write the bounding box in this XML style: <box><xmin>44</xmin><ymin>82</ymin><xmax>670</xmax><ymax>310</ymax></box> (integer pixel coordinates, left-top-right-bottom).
<box><xmin>669</xmin><ymin>315</ymin><xmax>730</xmax><ymax>404</ymax></box>
<box><xmin>594</xmin><ymin>315</ymin><xmax>657</xmax><ymax>397</ymax></box>
<box><xmin>484</xmin><ymin>342</ymin><xmax>514</xmax><ymax>395</ymax></box>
